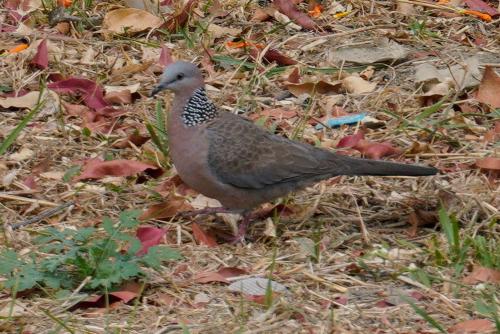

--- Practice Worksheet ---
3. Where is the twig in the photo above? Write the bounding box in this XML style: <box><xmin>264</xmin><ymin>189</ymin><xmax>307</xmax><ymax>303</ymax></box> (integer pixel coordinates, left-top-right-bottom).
<box><xmin>9</xmin><ymin>201</ymin><xmax>75</xmax><ymax>230</ymax></box>
<box><xmin>0</xmin><ymin>193</ymin><xmax>59</xmax><ymax>207</ymax></box>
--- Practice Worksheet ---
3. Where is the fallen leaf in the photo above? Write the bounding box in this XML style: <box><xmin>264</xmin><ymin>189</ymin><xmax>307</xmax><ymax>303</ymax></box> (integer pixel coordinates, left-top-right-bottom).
<box><xmin>286</xmin><ymin>80</ymin><xmax>342</xmax><ymax>96</ymax></box>
<box><xmin>354</xmin><ymin>140</ymin><xmax>400</xmax><ymax>159</ymax></box>
<box><xmin>194</xmin><ymin>271</ymin><xmax>229</xmax><ymax>284</ymax></box>
<box><xmin>112</xmin><ymin>132</ymin><xmax>150</xmax><ymax>149</ymax></box>
<box><xmin>476</xmin><ymin>66</ymin><xmax>500</xmax><ymax>108</ymax></box>
<box><xmin>48</xmin><ymin>78</ymin><xmax>109</xmax><ymax>110</ymax></box>
<box><xmin>249</xmin><ymin>108</ymin><xmax>297</xmax><ymax>121</ymax></box>
<box><xmin>475</xmin><ymin>157</ymin><xmax>500</xmax><ymax>171</ymax></box>
<box><xmin>136</xmin><ymin>226</ymin><xmax>166</xmax><ymax>255</ymax></box>
<box><xmin>464</xmin><ymin>0</ymin><xmax>499</xmax><ymax>16</ymax></box>
<box><xmin>463</xmin><ymin>265</ymin><xmax>500</xmax><ymax>284</ymax></box>
<box><xmin>206</xmin><ymin>23</ymin><xmax>242</xmax><ymax>39</ymax></box>
<box><xmin>159</xmin><ymin>45</ymin><xmax>174</xmax><ymax>67</ymax></box>
<box><xmin>164</xmin><ymin>0</ymin><xmax>199</xmax><ymax>32</ymax></box>
<box><xmin>70</xmin><ymin>281</ymin><xmax>142</xmax><ymax>310</ymax></box>
<box><xmin>139</xmin><ymin>196</ymin><xmax>193</xmax><ymax>220</ymax></box>
<box><xmin>407</xmin><ymin>209</ymin><xmax>438</xmax><ymax>237</ymax></box>
<box><xmin>102</xmin><ymin>8</ymin><xmax>162</xmax><ymax>35</ymax></box>
<box><xmin>449</xmin><ymin>319</ymin><xmax>495</xmax><ymax>333</ymax></box>
<box><xmin>30</xmin><ymin>39</ymin><xmax>48</xmax><ymax>69</ymax></box>
<box><xmin>342</xmin><ymin>75</ymin><xmax>377</xmax><ymax>94</ymax></box>
<box><xmin>75</xmin><ymin>159</ymin><xmax>161</xmax><ymax>181</ymax></box>
<box><xmin>484</xmin><ymin>121</ymin><xmax>500</xmax><ymax>143</ymax></box>
<box><xmin>274</xmin><ymin>0</ymin><xmax>317</xmax><ymax>30</ymax></box>
<box><xmin>249</xmin><ymin>48</ymin><xmax>297</xmax><ymax>66</ymax></box>
<box><xmin>8</xmin><ymin>147</ymin><xmax>34</xmax><ymax>161</ymax></box>
<box><xmin>336</xmin><ymin>132</ymin><xmax>364</xmax><ymax>148</ymax></box>
<box><xmin>287</xmin><ymin>67</ymin><xmax>300</xmax><ymax>83</ymax></box>
<box><xmin>0</xmin><ymin>91</ymin><xmax>42</xmax><ymax>109</ymax></box>
<box><xmin>191</xmin><ymin>222</ymin><xmax>217</xmax><ymax>247</ymax></box>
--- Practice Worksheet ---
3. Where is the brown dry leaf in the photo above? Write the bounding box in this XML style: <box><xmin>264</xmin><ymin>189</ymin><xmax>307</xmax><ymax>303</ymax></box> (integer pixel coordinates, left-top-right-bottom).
<box><xmin>462</xmin><ymin>265</ymin><xmax>500</xmax><ymax>284</ymax></box>
<box><xmin>407</xmin><ymin>209</ymin><xmax>438</xmax><ymax>237</ymax></box>
<box><xmin>191</xmin><ymin>222</ymin><xmax>218</xmax><ymax>247</ymax></box>
<box><xmin>193</xmin><ymin>272</ymin><xmax>228</xmax><ymax>284</ymax></box>
<box><xmin>342</xmin><ymin>75</ymin><xmax>377</xmax><ymax>94</ymax></box>
<box><xmin>74</xmin><ymin>159</ymin><xmax>161</xmax><ymax>181</ymax></box>
<box><xmin>448</xmin><ymin>319</ymin><xmax>495</xmax><ymax>333</ymax></box>
<box><xmin>329</xmin><ymin>39</ymin><xmax>408</xmax><ymax>65</ymax></box>
<box><xmin>0</xmin><ymin>91</ymin><xmax>42</xmax><ymax>109</ymax></box>
<box><xmin>102</xmin><ymin>8</ymin><xmax>162</xmax><ymax>35</ymax></box>
<box><xmin>484</xmin><ymin>121</ymin><xmax>500</xmax><ymax>143</ymax></box>
<box><xmin>140</xmin><ymin>196</ymin><xmax>193</xmax><ymax>220</ymax></box>
<box><xmin>475</xmin><ymin>157</ymin><xmax>500</xmax><ymax>171</ymax></box>
<box><xmin>396</xmin><ymin>1</ymin><xmax>415</xmax><ymax>15</ymax></box>
<box><xmin>286</xmin><ymin>80</ymin><xmax>342</xmax><ymax>97</ymax></box>
<box><xmin>476</xmin><ymin>66</ymin><xmax>500</xmax><ymax>108</ymax></box>
<box><xmin>164</xmin><ymin>0</ymin><xmax>199</xmax><ymax>32</ymax></box>
<box><xmin>207</xmin><ymin>24</ymin><xmax>242</xmax><ymax>39</ymax></box>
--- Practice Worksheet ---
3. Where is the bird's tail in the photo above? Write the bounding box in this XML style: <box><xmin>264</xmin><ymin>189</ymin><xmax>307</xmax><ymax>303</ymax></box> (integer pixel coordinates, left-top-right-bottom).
<box><xmin>334</xmin><ymin>155</ymin><xmax>438</xmax><ymax>177</ymax></box>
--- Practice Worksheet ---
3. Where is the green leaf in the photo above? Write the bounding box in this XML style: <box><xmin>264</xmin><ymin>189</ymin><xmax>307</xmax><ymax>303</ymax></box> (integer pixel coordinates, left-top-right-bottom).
<box><xmin>402</xmin><ymin>295</ymin><xmax>446</xmax><ymax>333</ymax></box>
<box><xmin>102</xmin><ymin>217</ymin><xmax>115</xmax><ymax>235</ymax></box>
<box><xmin>140</xmin><ymin>246</ymin><xmax>182</xmax><ymax>269</ymax></box>
<box><xmin>415</xmin><ymin>97</ymin><xmax>446</xmax><ymax>122</ymax></box>
<box><xmin>119</xmin><ymin>210</ymin><xmax>141</xmax><ymax>228</ymax></box>
<box><xmin>0</xmin><ymin>249</ymin><xmax>23</xmax><ymax>275</ymax></box>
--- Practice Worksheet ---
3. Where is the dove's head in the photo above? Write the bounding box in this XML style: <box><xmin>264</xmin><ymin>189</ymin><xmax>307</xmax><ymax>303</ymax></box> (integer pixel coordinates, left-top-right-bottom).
<box><xmin>151</xmin><ymin>61</ymin><xmax>204</xmax><ymax>96</ymax></box>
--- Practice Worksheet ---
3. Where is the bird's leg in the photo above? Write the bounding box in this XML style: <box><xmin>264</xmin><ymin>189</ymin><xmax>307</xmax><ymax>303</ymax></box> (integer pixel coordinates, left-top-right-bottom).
<box><xmin>179</xmin><ymin>207</ymin><xmax>232</xmax><ymax>218</ymax></box>
<box><xmin>230</xmin><ymin>212</ymin><xmax>252</xmax><ymax>244</ymax></box>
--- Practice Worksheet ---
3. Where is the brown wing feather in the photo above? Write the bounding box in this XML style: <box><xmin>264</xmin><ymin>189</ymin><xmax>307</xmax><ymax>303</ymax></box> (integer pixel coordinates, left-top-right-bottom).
<box><xmin>206</xmin><ymin>112</ymin><xmax>336</xmax><ymax>189</ymax></box>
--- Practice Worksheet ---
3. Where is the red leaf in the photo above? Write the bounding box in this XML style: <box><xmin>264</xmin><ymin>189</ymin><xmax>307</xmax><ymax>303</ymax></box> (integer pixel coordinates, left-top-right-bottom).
<box><xmin>288</xmin><ymin>67</ymin><xmax>300</xmax><ymax>83</ymax></box>
<box><xmin>336</xmin><ymin>132</ymin><xmax>364</xmax><ymax>148</ymax></box>
<box><xmin>193</xmin><ymin>271</ymin><xmax>229</xmax><ymax>284</ymax></box>
<box><xmin>449</xmin><ymin>319</ymin><xmax>495</xmax><ymax>333</ymax></box>
<box><xmin>475</xmin><ymin>157</ymin><xmax>500</xmax><ymax>171</ymax></box>
<box><xmin>274</xmin><ymin>0</ymin><xmax>317</xmax><ymax>30</ymax></box>
<box><xmin>136</xmin><ymin>226</ymin><xmax>166</xmax><ymax>255</ymax></box>
<box><xmin>74</xmin><ymin>159</ymin><xmax>161</xmax><ymax>181</ymax></box>
<box><xmin>30</xmin><ymin>39</ymin><xmax>48</xmax><ymax>69</ymax></box>
<box><xmin>70</xmin><ymin>281</ymin><xmax>142</xmax><ymax>310</ymax></box>
<box><xmin>159</xmin><ymin>45</ymin><xmax>174</xmax><ymax>67</ymax></box>
<box><xmin>112</xmin><ymin>133</ymin><xmax>150</xmax><ymax>149</ymax></box>
<box><xmin>354</xmin><ymin>140</ymin><xmax>400</xmax><ymax>159</ymax></box>
<box><xmin>191</xmin><ymin>222</ymin><xmax>217</xmax><ymax>247</ymax></box>
<box><xmin>250</xmin><ymin>48</ymin><xmax>297</xmax><ymax>66</ymax></box>
<box><xmin>217</xmin><ymin>267</ymin><xmax>248</xmax><ymax>278</ymax></box>
<box><xmin>476</xmin><ymin>66</ymin><xmax>500</xmax><ymax>108</ymax></box>
<box><xmin>464</xmin><ymin>0</ymin><xmax>499</xmax><ymax>16</ymax></box>
<box><xmin>463</xmin><ymin>265</ymin><xmax>500</xmax><ymax>284</ymax></box>
<box><xmin>164</xmin><ymin>0</ymin><xmax>199</xmax><ymax>32</ymax></box>
<box><xmin>22</xmin><ymin>175</ymin><xmax>37</xmax><ymax>189</ymax></box>
<box><xmin>48</xmin><ymin>77</ymin><xmax>109</xmax><ymax>110</ymax></box>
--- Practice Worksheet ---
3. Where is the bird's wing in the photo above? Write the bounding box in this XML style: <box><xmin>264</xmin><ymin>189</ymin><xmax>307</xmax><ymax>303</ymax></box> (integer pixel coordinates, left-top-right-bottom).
<box><xmin>206</xmin><ymin>112</ymin><xmax>338</xmax><ymax>189</ymax></box>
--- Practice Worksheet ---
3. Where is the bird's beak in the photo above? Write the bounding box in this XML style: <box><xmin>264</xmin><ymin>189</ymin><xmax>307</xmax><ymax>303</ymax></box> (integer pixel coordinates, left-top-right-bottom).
<box><xmin>150</xmin><ymin>84</ymin><xmax>164</xmax><ymax>97</ymax></box>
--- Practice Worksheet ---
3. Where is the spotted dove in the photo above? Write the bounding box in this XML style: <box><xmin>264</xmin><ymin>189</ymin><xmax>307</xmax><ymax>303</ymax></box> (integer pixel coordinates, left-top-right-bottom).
<box><xmin>151</xmin><ymin>61</ymin><xmax>437</xmax><ymax>241</ymax></box>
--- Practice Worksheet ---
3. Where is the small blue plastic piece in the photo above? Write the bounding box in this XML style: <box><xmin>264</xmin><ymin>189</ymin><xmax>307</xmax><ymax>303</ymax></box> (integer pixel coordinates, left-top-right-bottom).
<box><xmin>315</xmin><ymin>113</ymin><xmax>366</xmax><ymax>130</ymax></box>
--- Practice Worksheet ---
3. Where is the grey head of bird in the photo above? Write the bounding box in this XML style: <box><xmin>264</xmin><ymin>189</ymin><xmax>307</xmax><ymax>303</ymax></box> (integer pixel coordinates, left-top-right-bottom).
<box><xmin>150</xmin><ymin>61</ymin><xmax>204</xmax><ymax>96</ymax></box>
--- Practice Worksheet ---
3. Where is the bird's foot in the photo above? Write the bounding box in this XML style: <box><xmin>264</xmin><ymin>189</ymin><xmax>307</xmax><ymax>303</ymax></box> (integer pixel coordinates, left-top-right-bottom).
<box><xmin>228</xmin><ymin>214</ymin><xmax>252</xmax><ymax>244</ymax></box>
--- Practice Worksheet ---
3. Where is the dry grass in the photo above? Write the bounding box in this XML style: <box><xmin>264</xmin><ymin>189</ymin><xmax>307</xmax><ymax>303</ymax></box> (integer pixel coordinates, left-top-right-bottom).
<box><xmin>1</xmin><ymin>0</ymin><xmax>499</xmax><ymax>333</ymax></box>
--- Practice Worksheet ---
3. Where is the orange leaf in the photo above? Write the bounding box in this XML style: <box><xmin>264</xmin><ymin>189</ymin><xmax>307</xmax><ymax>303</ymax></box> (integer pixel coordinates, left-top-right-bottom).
<box><xmin>461</xmin><ymin>9</ymin><xmax>492</xmax><ymax>21</ymax></box>
<box><xmin>449</xmin><ymin>319</ymin><xmax>495</xmax><ymax>333</ymax></box>
<box><xmin>308</xmin><ymin>4</ymin><xmax>322</xmax><ymax>17</ymax></box>
<box><xmin>74</xmin><ymin>159</ymin><xmax>162</xmax><ymax>181</ymax></box>
<box><xmin>463</xmin><ymin>265</ymin><xmax>500</xmax><ymax>284</ymax></box>
<box><xmin>191</xmin><ymin>222</ymin><xmax>217</xmax><ymax>247</ymax></box>
<box><xmin>475</xmin><ymin>157</ymin><xmax>500</xmax><ymax>171</ymax></box>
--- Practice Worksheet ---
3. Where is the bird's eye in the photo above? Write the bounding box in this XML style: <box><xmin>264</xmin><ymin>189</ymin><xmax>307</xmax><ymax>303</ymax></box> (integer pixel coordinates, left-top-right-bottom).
<box><xmin>177</xmin><ymin>73</ymin><xmax>184</xmax><ymax>80</ymax></box>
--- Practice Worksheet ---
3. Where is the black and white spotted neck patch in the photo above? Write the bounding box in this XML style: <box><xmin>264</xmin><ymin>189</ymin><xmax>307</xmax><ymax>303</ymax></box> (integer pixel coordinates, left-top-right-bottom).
<box><xmin>182</xmin><ymin>87</ymin><xmax>218</xmax><ymax>126</ymax></box>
